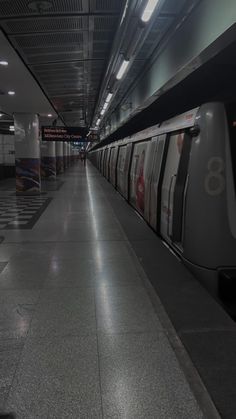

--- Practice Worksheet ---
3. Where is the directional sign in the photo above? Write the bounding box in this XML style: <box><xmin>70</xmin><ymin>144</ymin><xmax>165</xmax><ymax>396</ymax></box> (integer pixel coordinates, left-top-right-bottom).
<box><xmin>42</xmin><ymin>126</ymin><xmax>88</xmax><ymax>142</ymax></box>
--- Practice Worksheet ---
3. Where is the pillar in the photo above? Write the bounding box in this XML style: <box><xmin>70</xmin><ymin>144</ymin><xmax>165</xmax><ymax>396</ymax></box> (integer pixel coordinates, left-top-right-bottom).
<box><xmin>56</xmin><ymin>141</ymin><xmax>64</xmax><ymax>174</ymax></box>
<box><xmin>41</xmin><ymin>141</ymin><xmax>56</xmax><ymax>180</ymax></box>
<box><xmin>67</xmin><ymin>143</ymin><xmax>70</xmax><ymax>168</ymax></box>
<box><xmin>63</xmin><ymin>142</ymin><xmax>67</xmax><ymax>170</ymax></box>
<box><xmin>70</xmin><ymin>144</ymin><xmax>72</xmax><ymax>166</ymax></box>
<box><xmin>14</xmin><ymin>113</ymin><xmax>41</xmax><ymax>194</ymax></box>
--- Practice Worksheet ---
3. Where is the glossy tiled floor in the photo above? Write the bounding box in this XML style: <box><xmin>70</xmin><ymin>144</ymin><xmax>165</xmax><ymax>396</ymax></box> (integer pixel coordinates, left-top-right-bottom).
<box><xmin>0</xmin><ymin>163</ymin><xmax>204</xmax><ymax>418</ymax></box>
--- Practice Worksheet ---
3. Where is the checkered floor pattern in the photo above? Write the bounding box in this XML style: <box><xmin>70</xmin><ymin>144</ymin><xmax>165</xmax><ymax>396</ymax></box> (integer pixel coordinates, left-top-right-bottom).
<box><xmin>0</xmin><ymin>196</ymin><xmax>52</xmax><ymax>229</ymax></box>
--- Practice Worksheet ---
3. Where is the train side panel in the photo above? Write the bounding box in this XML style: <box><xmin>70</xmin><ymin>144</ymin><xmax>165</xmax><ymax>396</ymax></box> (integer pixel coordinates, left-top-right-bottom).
<box><xmin>183</xmin><ymin>102</ymin><xmax>236</xmax><ymax>268</ymax></box>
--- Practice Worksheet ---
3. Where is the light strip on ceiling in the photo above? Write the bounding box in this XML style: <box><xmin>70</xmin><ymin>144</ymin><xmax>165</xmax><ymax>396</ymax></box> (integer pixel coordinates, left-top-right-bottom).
<box><xmin>100</xmin><ymin>95</ymin><xmax>112</xmax><ymax>119</ymax></box>
<box><xmin>116</xmin><ymin>59</ymin><xmax>129</xmax><ymax>80</ymax></box>
<box><xmin>141</xmin><ymin>0</ymin><xmax>160</xmax><ymax>22</ymax></box>
<box><xmin>105</xmin><ymin>93</ymin><xmax>113</xmax><ymax>103</ymax></box>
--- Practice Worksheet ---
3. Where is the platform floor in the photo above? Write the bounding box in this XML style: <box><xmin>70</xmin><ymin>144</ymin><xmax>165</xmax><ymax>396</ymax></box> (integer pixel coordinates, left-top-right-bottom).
<box><xmin>0</xmin><ymin>163</ymin><xmax>221</xmax><ymax>418</ymax></box>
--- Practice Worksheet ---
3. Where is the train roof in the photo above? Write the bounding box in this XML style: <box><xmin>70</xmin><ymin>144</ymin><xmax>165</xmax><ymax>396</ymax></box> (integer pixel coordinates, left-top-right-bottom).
<box><xmin>91</xmin><ymin>106</ymin><xmax>200</xmax><ymax>151</ymax></box>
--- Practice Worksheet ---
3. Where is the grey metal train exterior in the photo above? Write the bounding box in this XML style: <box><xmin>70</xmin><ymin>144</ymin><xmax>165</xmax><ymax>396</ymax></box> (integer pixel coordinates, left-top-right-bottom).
<box><xmin>89</xmin><ymin>103</ymin><xmax>236</xmax><ymax>294</ymax></box>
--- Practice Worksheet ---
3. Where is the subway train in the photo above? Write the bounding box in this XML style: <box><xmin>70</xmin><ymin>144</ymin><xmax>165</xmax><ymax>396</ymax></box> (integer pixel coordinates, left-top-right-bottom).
<box><xmin>89</xmin><ymin>102</ymin><xmax>236</xmax><ymax>297</ymax></box>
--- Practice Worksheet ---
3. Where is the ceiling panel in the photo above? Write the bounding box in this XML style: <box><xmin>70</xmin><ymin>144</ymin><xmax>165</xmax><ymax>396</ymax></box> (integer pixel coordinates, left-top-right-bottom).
<box><xmin>161</xmin><ymin>0</ymin><xmax>189</xmax><ymax>15</ymax></box>
<box><xmin>0</xmin><ymin>0</ymin><xmax>192</xmax><ymax>128</ymax></box>
<box><xmin>90</xmin><ymin>0</ymin><xmax>123</xmax><ymax>13</ymax></box>
<box><xmin>31</xmin><ymin>62</ymin><xmax>84</xmax><ymax>72</ymax></box>
<box><xmin>0</xmin><ymin>0</ymin><xmax>88</xmax><ymax>17</ymax></box>
<box><xmin>27</xmin><ymin>52</ymin><xmax>85</xmax><ymax>64</ymax></box>
<box><xmin>20</xmin><ymin>45</ymin><xmax>85</xmax><ymax>55</ymax></box>
<box><xmin>136</xmin><ymin>16</ymin><xmax>174</xmax><ymax>60</ymax></box>
<box><xmin>11</xmin><ymin>32</ymin><xmax>84</xmax><ymax>48</ymax></box>
<box><xmin>93</xmin><ymin>16</ymin><xmax>119</xmax><ymax>31</ymax></box>
<box><xmin>1</xmin><ymin>16</ymin><xmax>88</xmax><ymax>33</ymax></box>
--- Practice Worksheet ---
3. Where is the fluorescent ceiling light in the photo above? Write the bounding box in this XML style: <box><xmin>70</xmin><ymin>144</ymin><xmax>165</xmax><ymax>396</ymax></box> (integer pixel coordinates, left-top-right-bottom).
<box><xmin>116</xmin><ymin>60</ymin><xmax>129</xmax><ymax>80</ymax></box>
<box><xmin>0</xmin><ymin>113</ymin><xmax>3</xmax><ymax>117</ymax></box>
<box><xmin>105</xmin><ymin>93</ymin><xmax>113</xmax><ymax>103</ymax></box>
<box><xmin>9</xmin><ymin>125</ymin><xmax>15</xmax><ymax>131</ymax></box>
<box><xmin>101</xmin><ymin>109</ymin><xmax>106</xmax><ymax>116</ymax></box>
<box><xmin>120</xmin><ymin>0</ymin><xmax>129</xmax><ymax>26</ymax></box>
<box><xmin>8</xmin><ymin>91</ymin><xmax>15</xmax><ymax>95</ymax></box>
<box><xmin>47</xmin><ymin>113</ymin><xmax>52</xmax><ymax>117</ymax></box>
<box><xmin>141</xmin><ymin>0</ymin><xmax>159</xmax><ymax>22</ymax></box>
<box><xmin>96</xmin><ymin>118</ymin><xmax>101</xmax><ymax>126</ymax></box>
<box><xmin>0</xmin><ymin>60</ymin><xmax>8</xmax><ymax>66</ymax></box>
<box><xmin>103</xmin><ymin>102</ymin><xmax>109</xmax><ymax>110</ymax></box>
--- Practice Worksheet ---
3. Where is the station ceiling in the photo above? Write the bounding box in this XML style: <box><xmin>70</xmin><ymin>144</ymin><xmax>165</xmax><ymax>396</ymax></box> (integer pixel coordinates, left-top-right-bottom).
<box><xmin>0</xmin><ymin>0</ymin><xmax>192</xmax><ymax>129</ymax></box>
<box><xmin>0</xmin><ymin>0</ymin><xmax>125</xmax><ymax>127</ymax></box>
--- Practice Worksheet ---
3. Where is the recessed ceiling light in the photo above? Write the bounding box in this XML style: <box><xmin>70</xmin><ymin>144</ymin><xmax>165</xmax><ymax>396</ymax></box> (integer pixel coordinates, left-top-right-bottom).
<box><xmin>0</xmin><ymin>60</ymin><xmax>8</xmax><ymax>66</ymax></box>
<box><xmin>8</xmin><ymin>91</ymin><xmax>15</xmax><ymax>95</ymax></box>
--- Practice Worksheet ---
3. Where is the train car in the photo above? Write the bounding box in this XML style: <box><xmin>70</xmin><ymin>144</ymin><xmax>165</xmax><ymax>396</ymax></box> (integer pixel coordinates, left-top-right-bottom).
<box><xmin>89</xmin><ymin>102</ymin><xmax>236</xmax><ymax>296</ymax></box>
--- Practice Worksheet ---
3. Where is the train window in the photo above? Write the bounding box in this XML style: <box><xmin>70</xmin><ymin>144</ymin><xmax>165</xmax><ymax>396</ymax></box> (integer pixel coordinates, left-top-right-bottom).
<box><xmin>226</xmin><ymin>104</ymin><xmax>236</xmax><ymax>190</ymax></box>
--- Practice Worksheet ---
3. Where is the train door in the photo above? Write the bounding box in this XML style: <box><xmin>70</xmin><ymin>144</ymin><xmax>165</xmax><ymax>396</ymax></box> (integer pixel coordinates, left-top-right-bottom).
<box><xmin>99</xmin><ymin>150</ymin><xmax>103</xmax><ymax>171</ymax></box>
<box><xmin>129</xmin><ymin>141</ymin><xmax>148</xmax><ymax>214</ymax></box>
<box><xmin>106</xmin><ymin>148</ymin><xmax>111</xmax><ymax>179</ymax></box>
<box><xmin>123</xmin><ymin>143</ymin><xmax>133</xmax><ymax>199</ymax></box>
<box><xmin>144</xmin><ymin>139</ymin><xmax>157</xmax><ymax>223</ymax></box>
<box><xmin>103</xmin><ymin>149</ymin><xmax>107</xmax><ymax>176</ymax></box>
<box><xmin>109</xmin><ymin>148</ymin><xmax>114</xmax><ymax>181</ymax></box>
<box><xmin>110</xmin><ymin>147</ymin><xmax>119</xmax><ymax>187</ymax></box>
<box><xmin>145</xmin><ymin>134</ymin><xmax>166</xmax><ymax>229</ymax></box>
<box><xmin>160</xmin><ymin>131</ymin><xmax>191</xmax><ymax>248</ymax></box>
<box><xmin>117</xmin><ymin>146</ymin><xmax>127</xmax><ymax>196</ymax></box>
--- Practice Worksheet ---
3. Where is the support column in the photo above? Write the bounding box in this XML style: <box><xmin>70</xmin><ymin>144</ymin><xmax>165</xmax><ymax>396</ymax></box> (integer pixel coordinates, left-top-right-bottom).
<box><xmin>14</xmin><ymin>113</ymin><xmax>41</xmax><ymax>194</ymax></box>
<box><xmin>67</xmin><ymin>143</ymin><xmax>70</xmax><ymax>168</ymax></box>
<box><xmin>56</xmin><ymin>141</ymin><xmax>64</xmax><ymax>174</ymax></box>
<box><xmin>71</xmin><ymin>147</ymin><xmax>75</xmax><ymax>165</ymax></box>
<box><xmin>41</xmin><ymin>141</ymin><xmax>56</xmax><ymax>180</ymax></box>
<box><xmin>63</xmin><ymin>142</ymin><xmax>67</xmax><ymax>170</ymax></box>
<box><xmin>69</xmin><ymin>145</ymin><xmax>72</xmax><ymax>166</ymax></box>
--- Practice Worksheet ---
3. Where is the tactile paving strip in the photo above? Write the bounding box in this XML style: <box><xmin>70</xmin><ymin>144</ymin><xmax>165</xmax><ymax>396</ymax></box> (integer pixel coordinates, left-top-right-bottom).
<box><xmin>0</xmin><ymin>196</ymin><xmax>52</xmax><ymax>229</ymax></box>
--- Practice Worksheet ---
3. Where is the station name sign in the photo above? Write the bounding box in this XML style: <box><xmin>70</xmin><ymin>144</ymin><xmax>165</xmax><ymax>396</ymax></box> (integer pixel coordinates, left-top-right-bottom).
<box><xmin>42</xmin><ymin>126</ymin><xmax>86</xmax><ymax>142</ymax></box>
